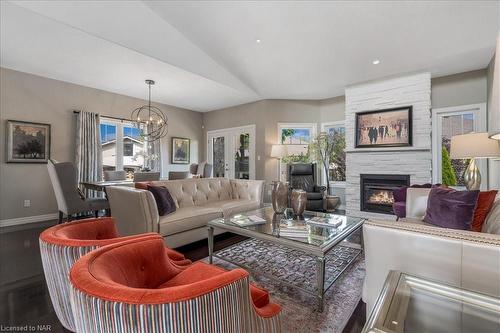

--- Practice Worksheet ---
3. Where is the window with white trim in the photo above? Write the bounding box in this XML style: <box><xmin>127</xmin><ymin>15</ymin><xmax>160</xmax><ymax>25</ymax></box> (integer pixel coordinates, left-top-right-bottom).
<box><xmin>100</xmin><ymin>118</ymin><xmax>146</xmax><ymax>180</ymax></box>
<box><xmin>432</xmin><ymin>104</ymin><xmax>487</xmax><ymax>188</ymax></box>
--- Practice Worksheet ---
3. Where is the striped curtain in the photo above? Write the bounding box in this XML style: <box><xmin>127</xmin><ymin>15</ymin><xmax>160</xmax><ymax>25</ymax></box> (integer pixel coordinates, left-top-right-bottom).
<box><xmin>75</xmin><ymin>111</ymin><xmax>102</xmax><ymax>197</ymax></box>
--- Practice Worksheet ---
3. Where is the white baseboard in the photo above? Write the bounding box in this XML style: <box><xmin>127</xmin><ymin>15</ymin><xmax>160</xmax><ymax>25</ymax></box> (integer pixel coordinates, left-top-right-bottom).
<box><xmin>0</xmin><ymin>213</ymin><xmax>58</xmax><ymax>227</ymax></box>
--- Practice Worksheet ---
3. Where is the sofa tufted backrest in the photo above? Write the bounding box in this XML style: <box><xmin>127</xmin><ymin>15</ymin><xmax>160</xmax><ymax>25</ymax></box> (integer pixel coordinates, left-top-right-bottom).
<box><xmin>152</xmin><ymin>178</ymin><xmax>233</xmax><ymax>208</ymax></box>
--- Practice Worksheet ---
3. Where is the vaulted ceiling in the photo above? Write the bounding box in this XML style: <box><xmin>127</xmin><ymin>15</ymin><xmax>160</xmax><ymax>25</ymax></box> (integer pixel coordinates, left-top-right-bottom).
<box><xmin>1</xmin><ymin>1</ymin><xmax>499</xmax><ymax>112</ymax></box>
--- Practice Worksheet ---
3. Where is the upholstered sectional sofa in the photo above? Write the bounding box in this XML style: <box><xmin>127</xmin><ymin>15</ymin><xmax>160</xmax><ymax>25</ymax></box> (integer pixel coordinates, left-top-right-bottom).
<box><xmin>106</xmin><ymin>178</ymin><xmax>264</xmax><ymax>247</ymax></box>
<box><xmin>363</xmin><ymin>193</ymin><xmax>500</xmax><ymax>315</ymax></box>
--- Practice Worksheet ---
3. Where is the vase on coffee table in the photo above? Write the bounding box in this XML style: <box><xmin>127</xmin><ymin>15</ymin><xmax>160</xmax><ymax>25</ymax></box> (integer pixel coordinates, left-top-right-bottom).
<box><xmin>271</xmin><ymin>181</ymin><xmax>288</xmax><ymax>214</ymax></box>
<box><xmin>326</xmin><ymin>195</ymin><xmax>340</xmax><ymax>213</ymax></box>
<box><xmin>291</xmin><ymin>189</ymin><xmax>307</xmax><ymax>216</ymax></box>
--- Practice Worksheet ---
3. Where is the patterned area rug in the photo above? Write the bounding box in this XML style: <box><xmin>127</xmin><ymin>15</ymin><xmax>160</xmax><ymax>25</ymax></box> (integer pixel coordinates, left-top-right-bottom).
<box><xmin>203</xmin><ymin>239</ymin><xmax>366</xmax><ymax>333</ymax></box>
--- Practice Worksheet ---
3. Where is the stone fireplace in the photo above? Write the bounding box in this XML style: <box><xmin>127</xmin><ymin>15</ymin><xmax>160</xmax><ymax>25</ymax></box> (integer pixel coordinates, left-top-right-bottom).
<box><xmin>345</xmin><ymin>73</ymin><xmax>432</xmax><ymax>219</ymax></box>
<box><xmin>360</xmin><ymin>174</ymin><xmax>410</xmax><ymax>214</ymax></box>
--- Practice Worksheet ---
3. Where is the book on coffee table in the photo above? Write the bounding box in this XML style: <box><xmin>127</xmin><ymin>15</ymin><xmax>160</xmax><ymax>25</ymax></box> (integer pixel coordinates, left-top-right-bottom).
<box><xmin>306</xmin><ymin>216</ymin><xmax>343</xmax><ymax>228</ymax></box>
<box><xmin>230</xmin><ymin>214</ymin><xmax>267</xmax><ymax>226</ymax></box>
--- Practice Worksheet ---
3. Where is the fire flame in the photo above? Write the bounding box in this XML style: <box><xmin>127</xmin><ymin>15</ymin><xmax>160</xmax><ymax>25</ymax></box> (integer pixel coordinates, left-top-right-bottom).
<box><xmin>368</xmin><ymin>191</ymin><xmax>394</xmax><ymax>204</ymax></box>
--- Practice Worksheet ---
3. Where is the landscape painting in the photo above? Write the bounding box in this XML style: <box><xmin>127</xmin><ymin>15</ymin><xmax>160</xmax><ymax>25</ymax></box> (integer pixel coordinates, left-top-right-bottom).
<box><xmin>6</xmin><ymin>120</ymin><xmax>51</xmax><ymax>163</ymax></box>
<box><xmin>172</xmin><ymin>137</ymin><xmax>190</xmax><ymax>164</ymax></box>
<box><xmin>355</xmin><ymin>106</ymin><xmax>412</xmax><ymax>148</ymax></box>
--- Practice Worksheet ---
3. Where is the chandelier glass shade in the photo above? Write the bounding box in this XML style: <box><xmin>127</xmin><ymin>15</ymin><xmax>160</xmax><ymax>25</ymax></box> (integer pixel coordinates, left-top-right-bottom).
<box><xmin>131</xmin><ymin>80</ymin><xmax>168</xmax><ymax>142</ymax></box>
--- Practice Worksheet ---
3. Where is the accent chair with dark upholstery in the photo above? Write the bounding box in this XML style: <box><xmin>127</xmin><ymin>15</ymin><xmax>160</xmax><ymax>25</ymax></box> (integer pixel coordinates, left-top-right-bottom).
<box><xmin>392</xmin><ymin>183</ymin><xmax>438</xmax><ymax>220</ymax></box>
<box><xmin>39</xmin><ymin>217</ymin><xmax>190</xmax><ymax>332</ymax></box>
<box><xmin>287</xmin><ymin>163</ymin><xmax>326</xmax><ymax>211</ymax></box>
<box><xmin>69</xmin><ymin>236</ymin><xmax>282</xmax><ymax>333</ymax></box>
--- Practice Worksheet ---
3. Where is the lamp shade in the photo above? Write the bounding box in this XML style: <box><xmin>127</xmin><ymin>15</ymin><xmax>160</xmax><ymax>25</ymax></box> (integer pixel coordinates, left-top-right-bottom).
<box><xmin>270</xmin><ymin>144</ymin><xmax>288</xmax><ymax>158</ymax></box>
<box><xmin>489</xmin><ymin>34</ymin><xmax>500</xmax><ymax>140</ymax></box>
<box><xmin>450</xmin><ymin>132</ymin><xmax>500</xmax><ymax>159</ymax></box>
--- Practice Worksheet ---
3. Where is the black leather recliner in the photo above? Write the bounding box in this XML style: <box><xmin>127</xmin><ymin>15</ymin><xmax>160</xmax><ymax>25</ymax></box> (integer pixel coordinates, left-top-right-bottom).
<box><xmin>287</xmin><ymin>163</ymin><xmax>326</xmax><ymax>212</ymax></box>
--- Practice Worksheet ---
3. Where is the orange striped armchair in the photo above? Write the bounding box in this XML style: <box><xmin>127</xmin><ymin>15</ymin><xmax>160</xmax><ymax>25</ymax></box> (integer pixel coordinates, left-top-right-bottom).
<box><xmin>69</xmin><ymin>236</ymin><xmax>282</xmax><ymax>333</ymax></box>
<box><xmin>39</xmin><ymin>217</ymin><xmax>190</xmax><ymax>331</ymax></box>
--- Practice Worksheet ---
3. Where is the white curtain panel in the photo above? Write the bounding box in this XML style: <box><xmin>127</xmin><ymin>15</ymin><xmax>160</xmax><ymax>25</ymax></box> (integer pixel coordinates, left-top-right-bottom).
<box><xmin>75</xmin><ymin>110</ymin><xmax>102</xmax><ymax>197</ymax></box>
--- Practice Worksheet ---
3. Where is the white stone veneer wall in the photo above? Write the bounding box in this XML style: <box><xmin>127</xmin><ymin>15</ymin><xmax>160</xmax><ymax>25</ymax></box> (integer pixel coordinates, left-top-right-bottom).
<box><xmin>345</xmin><ymin>73</ymin><xmax>432</xmax><ymax>219</ymax></box>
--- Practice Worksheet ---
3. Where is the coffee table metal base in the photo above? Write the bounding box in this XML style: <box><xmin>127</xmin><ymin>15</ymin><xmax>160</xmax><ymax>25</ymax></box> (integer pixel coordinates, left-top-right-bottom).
<box><xmin>207</xmin><ymin>226</ymin><xmax>361</xmax><ymax>312</ymax></box>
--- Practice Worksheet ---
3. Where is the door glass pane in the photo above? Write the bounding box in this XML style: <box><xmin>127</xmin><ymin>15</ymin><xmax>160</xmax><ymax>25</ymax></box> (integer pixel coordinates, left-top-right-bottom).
<box><xmin>234</xmin><ymin>133</ymin><xmax>250</xmax><ymax>179</ymax></box>
<box><xmin>441</xmin><ymin>113</ymin><xmax>474</xmax><ymax>186</ymax></box>
<box><xmin>101</xmin><ymin>123</ymin><xmax>117</xmax><ymax>173</ymax></box>
<box><xmin>123</xmin><ymin>125</ymin><xmax>144</xmax><ymax>180</ymax></box>
<box><xmin>213</xmin><ymin>136</ymin><xmax>225</xmax><ymax>177</ymax></box>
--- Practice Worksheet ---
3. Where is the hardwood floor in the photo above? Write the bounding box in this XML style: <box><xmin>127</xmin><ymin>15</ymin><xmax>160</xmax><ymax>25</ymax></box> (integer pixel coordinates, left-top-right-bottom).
<box><xmin>0</xmin><ymin>222</ymin><xmax>366</xmax><ymax>332</ymax></box>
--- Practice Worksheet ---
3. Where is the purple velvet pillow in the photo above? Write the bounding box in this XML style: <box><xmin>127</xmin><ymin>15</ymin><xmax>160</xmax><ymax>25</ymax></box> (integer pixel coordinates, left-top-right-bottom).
<box><xmin>392</xmin><ymin>186</ymin><xmax>408</xmax><ymax>203</ymax></box>
<box><xmin>424</xmin><ymin>188</ymin><xmax>479</xmax><ymax>230</ymax></box>
<box><xmin>147</xmin><ymin>185</ymin><xmax>176</xmax><ymax>216</ymax></box>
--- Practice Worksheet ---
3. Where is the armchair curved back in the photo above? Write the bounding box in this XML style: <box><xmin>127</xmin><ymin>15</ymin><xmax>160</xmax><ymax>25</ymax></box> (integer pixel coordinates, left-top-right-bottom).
<box><xmin>39</xmin><ymin>217</ymin><xmax>161</xmax><ymax>331</ymax></box>
<box><xmin>70</xmin><ymin>237</ymin><xmax>281</xmax><ymax>332</ymax></box>
<box><xmin>288</xmin><ymin>163</ymin><xmax>317</xmax><ymax>192</ymax></box>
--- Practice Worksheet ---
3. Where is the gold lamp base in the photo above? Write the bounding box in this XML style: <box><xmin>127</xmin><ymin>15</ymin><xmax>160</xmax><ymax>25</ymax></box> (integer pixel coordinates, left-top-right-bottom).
<box><xmin>463</xmin><ymin>158</ymin><xmax>481</xmax><ymax>191</ymax></box>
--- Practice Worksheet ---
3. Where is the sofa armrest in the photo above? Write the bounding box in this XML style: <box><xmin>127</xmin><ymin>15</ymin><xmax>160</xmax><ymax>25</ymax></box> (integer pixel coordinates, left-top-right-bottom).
<box><xmin>230</xmin><ymin>179</ymin><xmax>265</xmax><ymax>203</ymax></box>
<box><xmin>363</xmin><ymin>218</ymin><xmax>500</xmax><ymax>316</ymax></box>
<box><xmin>314</xmin><ymin>185</ymin><xmax>327</xmax><ymax>193</ymax></box>
<box><xmin>106</xmin><ymin>186</ymin><xmax>159</xmax><ymax>236</ymax></box>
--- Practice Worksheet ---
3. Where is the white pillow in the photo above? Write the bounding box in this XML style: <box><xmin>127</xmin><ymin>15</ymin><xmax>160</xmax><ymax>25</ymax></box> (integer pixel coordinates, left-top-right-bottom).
<box><xmin>481</xmin><ymin>194</ymin><xmax>500</xmax><ymax>234</ymax></box>
<box><xmin>406</xmin><ymin>188</ymin><xmax>432</xmax><ymax>219</ymax></box>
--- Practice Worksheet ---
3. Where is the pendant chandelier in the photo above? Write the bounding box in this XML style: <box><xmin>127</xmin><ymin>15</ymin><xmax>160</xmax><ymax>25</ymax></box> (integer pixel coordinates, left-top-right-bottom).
<box><xmin>131</xmin><ymin>80</ymin><xmax>168</xmax><ymax>142</ymax></box>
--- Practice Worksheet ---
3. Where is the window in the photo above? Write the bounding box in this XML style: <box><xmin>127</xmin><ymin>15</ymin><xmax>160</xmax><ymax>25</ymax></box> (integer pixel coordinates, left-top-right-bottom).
<box><xmin>277</xmin><ymin>123</ymin><xmax>317</xmax><ymax>163</ymax></box>
<box><xmin>322</xmin><ymin>122</ymin><xmax>346</xmax><ymax>183</ymax></box>
<box><xmin>432</xmin><ymin>104</ymin><xmax>486</xmax><ymax>187</ymax></box>
<box><xmin>100</xmin><ymin>118</ymin><xmax>145</xmax><ymax>180</ymax></box>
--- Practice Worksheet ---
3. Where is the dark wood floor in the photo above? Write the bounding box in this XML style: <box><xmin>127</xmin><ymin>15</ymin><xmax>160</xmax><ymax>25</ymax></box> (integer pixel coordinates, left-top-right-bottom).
<box><xmin>0</xmin><ymin>222</ymin><xmax>366</xmax><ymax>332</ymax></box>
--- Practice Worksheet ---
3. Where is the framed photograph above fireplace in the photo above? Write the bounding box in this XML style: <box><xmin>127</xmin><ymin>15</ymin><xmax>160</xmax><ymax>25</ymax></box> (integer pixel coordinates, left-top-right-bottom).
<box><xmin>355</xmin><ymin>106</ymin><xmax>412</xmax><ymax>148</ymax></box>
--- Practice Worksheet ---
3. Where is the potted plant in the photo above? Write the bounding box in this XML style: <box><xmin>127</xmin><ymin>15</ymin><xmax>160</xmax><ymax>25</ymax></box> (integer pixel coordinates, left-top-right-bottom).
<box><xmin>309</xmin><ymin>132</ymin><xmax>342</xmax><ymax>211</ymax></box>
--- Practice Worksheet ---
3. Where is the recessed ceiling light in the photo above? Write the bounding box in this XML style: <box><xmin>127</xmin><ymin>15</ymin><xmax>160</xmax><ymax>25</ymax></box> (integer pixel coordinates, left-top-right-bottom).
<box><xmin>256</xmin><ymin>39</ymin><xmax>261</xmax><ymax>43</ymax></box>
<box><xmin>372</xmin><ymin>59</ymin><xmax>380</xmax><ymax>65</ymax></box>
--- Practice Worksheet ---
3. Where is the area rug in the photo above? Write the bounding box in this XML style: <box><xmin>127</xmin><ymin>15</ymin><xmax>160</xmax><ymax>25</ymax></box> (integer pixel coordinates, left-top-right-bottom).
<box><xmin>203</xmin><ymin>239</ymin><xmax>365</xmax><ymax>333</ymax></box>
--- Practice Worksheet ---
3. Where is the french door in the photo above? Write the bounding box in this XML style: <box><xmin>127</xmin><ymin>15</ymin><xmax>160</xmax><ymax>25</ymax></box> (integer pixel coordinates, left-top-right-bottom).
<box><xmin>207</xmin><ymin>125</ymin><xmax>256</xmax><ymax>179</ymax></box>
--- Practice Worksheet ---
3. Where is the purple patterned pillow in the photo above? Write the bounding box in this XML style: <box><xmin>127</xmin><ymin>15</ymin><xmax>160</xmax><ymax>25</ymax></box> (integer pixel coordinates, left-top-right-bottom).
<box><xmin>147</xmin><ymin>185</ymin><xmax>176</xmax><ymax>216</ymax></box>
<box><xmin>424</xmin><ymin>188</ymin><xmax>479</xmax><ymax>230</ymax></box>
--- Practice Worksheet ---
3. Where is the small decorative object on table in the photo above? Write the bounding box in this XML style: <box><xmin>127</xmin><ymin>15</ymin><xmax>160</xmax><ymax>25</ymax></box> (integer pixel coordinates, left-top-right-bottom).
<box><xmin>326</xmin><ymin>195</ymin><xmax>340</xmax><ymax>212</ymax></box>
<box><xmin>271</xmin><ymin>181</ymin><xmax>288</xmax><ymax>213</ymax></box>
<box><xmin>291</xmin><ymin>189</ymin><xmax>307</xmax><ymax>216</ymax></box>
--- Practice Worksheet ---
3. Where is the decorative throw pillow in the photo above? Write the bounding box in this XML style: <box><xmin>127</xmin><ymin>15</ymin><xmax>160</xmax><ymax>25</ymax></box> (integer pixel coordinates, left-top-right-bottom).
<box><xmin>471</xmin><ymin>190</ymin><xmax>498</xmax><ymax>232</ymax></box>
<box><xmin>482</xmin><ymin>194</ymin><xmax>500</xmax><ymax>234</ymax></box>
<box><xmin>135</xmin><ymin>181</ymin><xmax>153</xmax><ymax>190</ymax></box>
<box><xmin>424</xmin><ymin>188</ymin><xmax>479</xmax><ymax>230</ymax></box>
<box><xmin>147</xmin><ymin>185</ymin><xmax>176</xmax><ymax>216</ymax></box>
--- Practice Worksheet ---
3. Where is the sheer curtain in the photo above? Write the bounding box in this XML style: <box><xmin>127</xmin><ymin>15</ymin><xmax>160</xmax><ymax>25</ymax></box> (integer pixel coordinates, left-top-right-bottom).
<box><xmin>75</xmin><ymin>110</ymin><xmax>102</xmax><ymax>197</ymax></box>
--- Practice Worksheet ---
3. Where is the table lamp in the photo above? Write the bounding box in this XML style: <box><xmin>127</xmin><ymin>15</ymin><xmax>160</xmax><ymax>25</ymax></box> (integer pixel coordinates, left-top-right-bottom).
<box><xmin>450</xmin><ymin>132</ymin><xmax>500</xmax><ymax>190</ymax></box>
<box><xmin>270</xmin><ymin>144</ymin><xmax>288</xmax><ymax>181</ymax></box>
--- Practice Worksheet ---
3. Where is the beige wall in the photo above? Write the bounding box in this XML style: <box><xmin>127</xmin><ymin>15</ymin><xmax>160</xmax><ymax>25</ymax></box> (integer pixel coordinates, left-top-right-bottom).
<box><xmin>431</xmin><ymin>69</ymin><xmax>487</xmax><ymax>108</ymax></box>
<box><xmin>0</xmin><ymin>68</ymin><xmax>203</xmax><ymax>220</ymax></box>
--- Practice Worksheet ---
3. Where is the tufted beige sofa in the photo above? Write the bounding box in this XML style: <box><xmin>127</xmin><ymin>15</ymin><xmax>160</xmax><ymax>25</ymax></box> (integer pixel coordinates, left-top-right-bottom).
<box><xmin>106</xmin><ymin>178</ymin><xmax>264</xmax><ymax>247</ymax></box>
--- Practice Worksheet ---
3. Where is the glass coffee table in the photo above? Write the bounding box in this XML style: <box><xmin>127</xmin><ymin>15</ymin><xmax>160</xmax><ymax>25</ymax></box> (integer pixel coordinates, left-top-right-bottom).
<box><xmin>207</xmin><ymin>206</ymin><xmax>364</xmax><ymax>311</ymax></box>
<box><xmin>363</xmin><ymin>270</ymin><xmax>500</xmax><ymax>333</ymax></box>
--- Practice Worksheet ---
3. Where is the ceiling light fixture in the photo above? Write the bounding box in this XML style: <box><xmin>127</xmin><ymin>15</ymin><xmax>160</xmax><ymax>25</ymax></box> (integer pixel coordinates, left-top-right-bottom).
<box><xmin>130</xmin><ymin>80</ymin><xmax>168</xmax><ymax>143</ymax></box>
<box><xmin>256</xmin><ymin>39</ymin><xmax>261</xmax><ymax>43</ymax></box>
<box><xmin>372</xmin><ymin>59</ymin><xmax>380</xmax><ymax>65</ymax></box>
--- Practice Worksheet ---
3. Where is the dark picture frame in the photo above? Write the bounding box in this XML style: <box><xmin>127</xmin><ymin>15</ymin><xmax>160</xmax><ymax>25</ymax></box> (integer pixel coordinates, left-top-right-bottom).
<box><xmin>171</xmin><ymin>137</ymin><xmax>190</xmax><ymax>164</ymax></box>
<box><xmin>6</xmin><ymin>120</ymin><xmax>51</xmax><ymax>163</ymax></box>
<box><xmin>355</xmin><ymin>106</ymin><xmax>412</xmax><ymax>148</ymax></box>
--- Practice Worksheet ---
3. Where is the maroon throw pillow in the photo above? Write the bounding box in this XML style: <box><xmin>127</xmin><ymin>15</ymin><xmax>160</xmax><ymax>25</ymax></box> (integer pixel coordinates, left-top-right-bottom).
<box><xmin>424</xmin><ymin>188</ymin><xmax>479</xmax><ymax>230</ymax></box>
<box><xmin>471</xmin><ymin>190</ymin><xmax>498</xmax><ymax>232</ymax></box>
<box><xmin>147</xmin><ymin>185</ymin><xmax>176</xmax><ymax>216</ymax></box>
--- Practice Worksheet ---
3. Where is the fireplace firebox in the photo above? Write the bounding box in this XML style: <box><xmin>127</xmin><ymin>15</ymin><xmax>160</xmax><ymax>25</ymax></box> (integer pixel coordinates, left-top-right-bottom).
<box><xmin>360</xmin><ymin>174</ymin><xmax>410</xmax><ymax>214</ymax></box>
